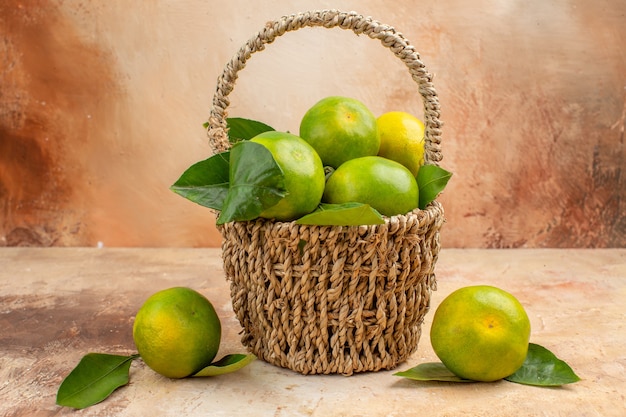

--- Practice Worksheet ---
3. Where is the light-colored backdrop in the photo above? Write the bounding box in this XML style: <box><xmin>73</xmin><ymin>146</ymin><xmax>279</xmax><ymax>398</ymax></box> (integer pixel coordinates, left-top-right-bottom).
<box><xmin>1</xmin><ymin>0</ymin><xmax>625</xmax><ymax>247</ymax></box>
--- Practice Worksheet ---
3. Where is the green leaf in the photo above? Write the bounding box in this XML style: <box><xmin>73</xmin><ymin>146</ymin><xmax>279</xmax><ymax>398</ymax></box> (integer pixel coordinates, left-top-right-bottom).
<box><xmin>170</xmin><ymin>152</ymin><xmax>230</xmax><ymax>210</ymax></box>
<box><xmin>297</xmin><ymin>239</ymin><xmax>307</xmax><ymax>256</ymax></box>
<box><xmin>393</xmin><ymin>362</ymin><xmax>473</xmax><ymax>382</ymax></box>
<box><xmin>416</xmin><ymin>165</ymin><xmax>452</xmax><ymax>209</ymax></box>
<box><xmin>505</xmin><ymin>343</ymin><xmax>581</xmax><ymax>386</ymax></box>
<box><xmin>226</xmin><ymin>117</ymin><xmax>275</xmax><ymax>143</ymax></box>
<box><xmin>192</xmin><ymin>354</ymin><xmax>256</xmax><ymax>377</ymax></box>
<box><xmin>295</xmin><ymin>203</ymin><xmax>384</xmax><ymax>226</ymax></box>
<box><xmin>56</xmin><ymin>353</ymin><xmax>139</xmax><ymax>409</ymax></box>
<box><xmin>217</xmin><ymin>141</ymin><xmax>286</xmax><ymax>225</ymax></box>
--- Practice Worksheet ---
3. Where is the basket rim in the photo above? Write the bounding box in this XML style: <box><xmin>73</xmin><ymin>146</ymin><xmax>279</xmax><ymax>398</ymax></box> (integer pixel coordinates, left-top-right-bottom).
<box><xmin>217</xmin><ymin>200</ymin><xmax>444</xmax><ymax>230</ymax></box>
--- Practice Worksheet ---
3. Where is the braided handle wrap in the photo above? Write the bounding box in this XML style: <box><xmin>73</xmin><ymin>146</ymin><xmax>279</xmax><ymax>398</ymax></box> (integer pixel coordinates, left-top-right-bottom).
<box><xmin>207</xmin><ymin>9</ymin><xmax>443</xmax><ymax>165</ymax></box>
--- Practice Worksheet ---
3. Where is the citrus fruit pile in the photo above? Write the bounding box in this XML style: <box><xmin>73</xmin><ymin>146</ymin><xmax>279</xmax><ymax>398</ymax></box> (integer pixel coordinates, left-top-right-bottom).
<box><xmin>171</xmin><ymin>95</ymin><xmax>451</xmax><ymax>226</ymax></box>
<box><xmin>252</xmin><ymin>96</ymin><xmax>428</xmax><ymax>221</ymax></box>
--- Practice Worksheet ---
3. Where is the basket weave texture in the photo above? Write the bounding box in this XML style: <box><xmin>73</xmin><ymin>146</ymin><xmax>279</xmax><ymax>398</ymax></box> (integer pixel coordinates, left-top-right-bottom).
<box><xmin>209</xmin><ymin>9</ymin><xmax>445</xmax><ymax>375</ymax></box>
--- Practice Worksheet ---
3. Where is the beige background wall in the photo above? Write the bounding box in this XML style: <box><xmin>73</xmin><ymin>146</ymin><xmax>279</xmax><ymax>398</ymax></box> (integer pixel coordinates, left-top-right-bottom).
<box><xmin>1</xmin><ymin>0</ymin><xmax>625</xmax><ymax>248</ymax></box>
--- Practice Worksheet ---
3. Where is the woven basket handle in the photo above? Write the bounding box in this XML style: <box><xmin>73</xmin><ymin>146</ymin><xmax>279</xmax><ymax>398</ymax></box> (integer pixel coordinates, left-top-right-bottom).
<box><xmin>207</xmin><ymin>9</ymin><xmax>443</xmax><ymax>165</ymax></box>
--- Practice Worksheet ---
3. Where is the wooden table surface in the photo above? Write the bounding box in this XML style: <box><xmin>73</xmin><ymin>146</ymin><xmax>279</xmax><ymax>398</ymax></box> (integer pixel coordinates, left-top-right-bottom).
<box><xmin>1</xmin><ymin>248</ymin><xmax>625</xmax><ymax>416</ymax></box>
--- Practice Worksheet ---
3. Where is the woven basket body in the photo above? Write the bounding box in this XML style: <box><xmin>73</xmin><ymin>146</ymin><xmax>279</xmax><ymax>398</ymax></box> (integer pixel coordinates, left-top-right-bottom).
<box><xmin>209</xmin><ymin>10</ymin><xmax>445</xmax><ymax>375</ymax></box>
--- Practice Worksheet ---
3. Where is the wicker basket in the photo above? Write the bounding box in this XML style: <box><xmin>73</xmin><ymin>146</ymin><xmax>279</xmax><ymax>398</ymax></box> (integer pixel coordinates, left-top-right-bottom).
<box><xmin>208</xmin><ymin>10</ymin><xmax>445</xmax><ymax>375</ymax></box>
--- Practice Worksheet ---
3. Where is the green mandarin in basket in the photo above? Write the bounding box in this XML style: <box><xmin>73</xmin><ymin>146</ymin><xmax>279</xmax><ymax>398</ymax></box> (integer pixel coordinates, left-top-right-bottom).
<box><xmin>249</xmin><ymin>131</ymin><xmax>325</xmax><ymax>221</ymax></box>
<box><xmin>299</xmin><ymin>95</ymin><xmax>380</xmax><ymax>168</ymax></box>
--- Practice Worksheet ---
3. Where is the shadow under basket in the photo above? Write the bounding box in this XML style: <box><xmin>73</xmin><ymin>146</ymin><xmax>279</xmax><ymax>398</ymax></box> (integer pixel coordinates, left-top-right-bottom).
<box><xmin>219</xmin><ymin>203</ymin><xmax>444</xmax><ymax>375</ymax></box>
<box><xmin>210</xmin><ymin>10</ymin><xmax>446</xmax><ymax>375</ymax></box>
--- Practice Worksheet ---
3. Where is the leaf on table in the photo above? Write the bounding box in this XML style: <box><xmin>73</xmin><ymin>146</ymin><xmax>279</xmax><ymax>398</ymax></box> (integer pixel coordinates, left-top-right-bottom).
<box><xmin>393</xmin><ymin>362</ymin><xmax>473</xmax><ymax>382</ymax></box>
<box><xmin>170</xmin><ymin>151</ymin><xmax>230</xmax><ymax>210</ymax></box>
<box><xmin>56</xmin><ymin>353</ymin><xmax>139</xmax><ymax>409</ymax></box>
<box><xmin>226</xmin><ymin>117</ymin><xmax>275</xmax><ymax>143</ymax></box>
<box><xmin>217</xmin><ymin>141</ymin><xmax>286</xmax><ymax>225</ymax></box>
<box><xmin>505</xmin><ymin>343</ymin><xmax>581</xmax><ymax>386</ymax></box>
<box><xmin>295</xmin><ymin>203</ymin><xmax>384</xmax><ymax>226</ymax></box>
<box><xmin>416</xmin><ymin>165</ymin><xmax>452</xmax><ymax>209</ymax></box>
<box><xmin>192</xmin><ymin>354</ymin><xmax>256</xmax><ymax>377</ymax></box>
